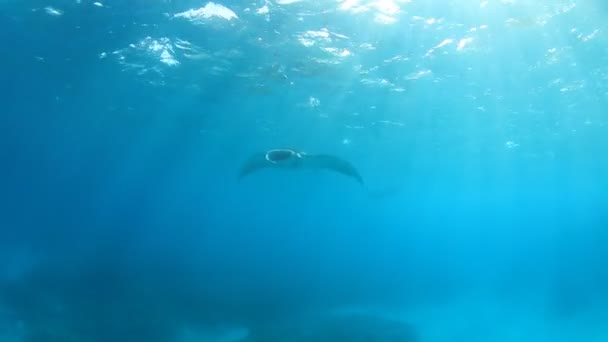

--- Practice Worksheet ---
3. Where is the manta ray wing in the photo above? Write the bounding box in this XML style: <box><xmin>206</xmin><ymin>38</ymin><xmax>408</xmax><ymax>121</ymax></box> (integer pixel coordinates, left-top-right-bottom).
<box><xmin>305</xmin><ymin>154</ymin><xmax>364</xmax><ymax>184</ymax></box>
<box><xmin>238</xmin><ymin>153</ymin><xmax>269</xmax><ymax>180</ymax></box>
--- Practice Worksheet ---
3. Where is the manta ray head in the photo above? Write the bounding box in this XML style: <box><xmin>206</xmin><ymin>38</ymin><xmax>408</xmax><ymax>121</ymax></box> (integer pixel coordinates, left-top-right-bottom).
<box><xmin>265</xmin><ymin>149</ymin><xmax>303</xmax><ymax>166</ymax></box>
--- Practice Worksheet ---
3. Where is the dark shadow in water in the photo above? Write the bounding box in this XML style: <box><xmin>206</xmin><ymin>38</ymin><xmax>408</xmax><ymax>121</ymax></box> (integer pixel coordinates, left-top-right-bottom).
<box><xmin>244</xmin><ymin>312</ymin><xmax>418</xmax><ymax>342</ymax></box>
<box><xmin>0</xmin><ymin>233</ymin><xmax>430</xmax><ymax>342</ymax></box>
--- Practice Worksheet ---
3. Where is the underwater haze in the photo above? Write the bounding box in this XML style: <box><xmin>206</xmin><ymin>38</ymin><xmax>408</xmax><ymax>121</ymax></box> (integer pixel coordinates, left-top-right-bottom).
<box><xmin>1</xmin><ymin>0</ymin><xmax>608</xmax><ymax>341</ymax></box>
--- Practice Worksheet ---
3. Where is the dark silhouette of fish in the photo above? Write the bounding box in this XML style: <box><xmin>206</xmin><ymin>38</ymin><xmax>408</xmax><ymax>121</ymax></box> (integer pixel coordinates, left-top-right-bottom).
<box><xmin>238</xmin><ymin>148</ymin><xmax>364</xmax><ymax>184</ymax></box>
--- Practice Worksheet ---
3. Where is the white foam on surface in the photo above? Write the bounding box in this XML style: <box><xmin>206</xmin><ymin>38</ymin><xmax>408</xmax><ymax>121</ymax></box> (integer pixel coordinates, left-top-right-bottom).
<box><xmin>44</xmin><ymin>6</ymin><xmax>63</xmax><ymax>16</ymax></box>
<box><xmin>174</xmin><ymin>2</ymin><xmax>238</xmax><ymax>22</ymax></box>
<box><xmin>275</xmin><ymin>0</ymin><xmax>303</xmax><ymax>4</ymax></box>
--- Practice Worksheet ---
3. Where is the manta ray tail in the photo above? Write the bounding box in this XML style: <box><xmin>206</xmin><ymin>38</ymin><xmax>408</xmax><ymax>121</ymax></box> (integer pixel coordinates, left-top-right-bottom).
<box><xmin>305</xmin><ymin>154</ymin><xmax>364</xmax><ymax>184</ymax></box>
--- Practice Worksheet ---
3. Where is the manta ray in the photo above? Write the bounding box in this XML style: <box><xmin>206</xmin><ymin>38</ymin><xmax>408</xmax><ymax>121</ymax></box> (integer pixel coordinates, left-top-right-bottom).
<box><xmin>238</xmin><ymin>148</ymin><xmax>364</xmax><ymax>184</ymax></box>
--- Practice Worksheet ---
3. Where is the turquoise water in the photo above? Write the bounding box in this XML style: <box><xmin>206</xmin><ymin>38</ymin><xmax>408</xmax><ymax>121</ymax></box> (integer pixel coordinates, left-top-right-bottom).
<box><xmin>1</xmin><ymin>0</ymin><xmax>607</xmax><ymax>341</ymax></box>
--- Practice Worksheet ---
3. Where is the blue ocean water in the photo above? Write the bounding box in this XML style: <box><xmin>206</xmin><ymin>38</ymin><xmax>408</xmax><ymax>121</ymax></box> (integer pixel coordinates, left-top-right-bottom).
<box><xmin>1</xmin><ymin>0</ymin><xmax>607</xmax><ymax>341</ymax></box>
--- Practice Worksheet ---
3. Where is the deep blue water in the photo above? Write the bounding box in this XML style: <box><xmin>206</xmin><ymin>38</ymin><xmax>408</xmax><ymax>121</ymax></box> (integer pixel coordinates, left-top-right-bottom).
<box><xmin>1</xmin><ymin>0</ymin><xmax>608</xmax><ymax>341</ymax></box>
